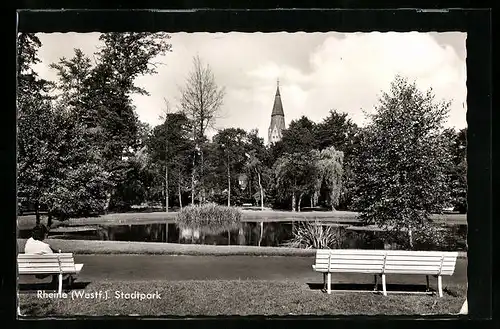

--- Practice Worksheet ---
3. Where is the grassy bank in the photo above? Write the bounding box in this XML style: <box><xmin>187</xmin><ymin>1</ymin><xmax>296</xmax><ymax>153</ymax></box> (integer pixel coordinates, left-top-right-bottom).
<box><xmin>17</xmin><ymin>210</ymin><xmax>467</xmax><ymax>230</ymax></box>
<box><xmin>16</xmin><ymin>238</ymin><xmax>317</xmax><ymax>257</ymax></box>
<box><xmin>18</xmin><ymin>279</ymin><xmax>467</xmax><ymax>317</ymax></box>
<box><xmin>16</xmin><ymin>238</ymin><xmax>468</xmax><ymax>258</ymax></box>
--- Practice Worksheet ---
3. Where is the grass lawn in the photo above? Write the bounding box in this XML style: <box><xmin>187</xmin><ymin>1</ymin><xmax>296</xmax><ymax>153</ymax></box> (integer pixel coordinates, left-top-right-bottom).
<box><xmin>17</xmin><ymin>210</ymin><xmax>467</xmax><ymax>230</ymax></box>
<box><xmin>16</xmin><ymin>238</ymin><xmax>317</xmax><ymax>257</ymax></box>
<box><xmin>18</xmin><ymin>279</ymin><xmax>467</xmax><ymax>317</ymax></box>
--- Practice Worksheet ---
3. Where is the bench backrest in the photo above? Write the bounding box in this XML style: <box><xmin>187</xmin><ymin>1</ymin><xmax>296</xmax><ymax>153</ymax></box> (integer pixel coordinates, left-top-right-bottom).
<box><xmin>314</xmin><ymin>249</ymin><xmax>458</xmax><ymax>275</ymax></box>
<box><xmin>17</xmin><ymin>253</ymin><xmax>76</xmax><ymax>274</ymax></box>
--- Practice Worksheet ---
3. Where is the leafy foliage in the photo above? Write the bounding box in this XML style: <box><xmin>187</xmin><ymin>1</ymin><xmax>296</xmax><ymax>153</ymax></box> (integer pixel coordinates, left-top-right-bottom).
<box><xmin>278</xmin><ymin>116</ymin><xmax>317</xmax><ymax>155</ymax></box>
<box><xmin>273</xmin><ymin>152</ymin><xmax>322</xmax><ymax>211</ymax></box>
<box><xmin>147</xmin><ymin>112</ymin><xmax>194</xmax><ymax>208</ymax></box>
<box><xmin>352</xmin><ymin>75</ymin><xmax>453</xmax><ymax>248</ymax></box>
<box><xmin>314</xmin><ymin>147</ymin><xmax>344</xmax><ymax>210</ymax></box>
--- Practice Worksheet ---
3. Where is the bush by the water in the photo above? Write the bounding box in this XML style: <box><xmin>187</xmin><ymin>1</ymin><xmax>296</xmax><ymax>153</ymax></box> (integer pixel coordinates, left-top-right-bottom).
<box><xmin>175</xmin><ymin>203</ymin><xmax>242</xmax><ymax>234</ymax></box>
<box><xmin>284</xmin><ymin>221</ymin><xmax>466</xmax><ymax>251</ymax></box>
<box><xmin>283</xmin><ymin>220</ymin><xmax>346</xmax><ymax>249</ymax></box>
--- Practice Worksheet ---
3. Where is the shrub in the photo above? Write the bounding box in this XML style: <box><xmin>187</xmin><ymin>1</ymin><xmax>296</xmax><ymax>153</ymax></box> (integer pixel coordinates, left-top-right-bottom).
<box><xmin>283</xmin><ymin>220</ymin><xmax>346</xmax><ymax>249</ymax></box>
<box><xmin>376</xmin><ymin>223</ymin><xmax>466</xmax><ymax>251</ymax></box>
<box><xmin>175</xmin><ymin>203</ymin><xmax>242</xmax><ymax>235</ymax></box>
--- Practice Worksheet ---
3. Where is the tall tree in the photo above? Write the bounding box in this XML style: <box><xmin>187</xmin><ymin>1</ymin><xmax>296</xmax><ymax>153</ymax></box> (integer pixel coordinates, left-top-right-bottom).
<box><xmin>41</xmin><ymin>109</ymin><xmax>111</xmax><ymax>224</ymax></box>
<box><xmin>211</xmin><ymin>128</ymin><xmax>248</xmax><ymax>206</ymax></box>
<box><xmin>16</xmin><ymin>33</ymin><xmax>54</xmax><ymax>223</ymax></box>
<box><xmin>274</xmin><ymin>152</ymin><xmax>321</xmax><ymax>212</ymax></box>
<box><xmin>245</xmin><ymin>150</ymin><xmax>267</xmax><ymax>210</ymax></box>
<box><xmin>314</xmin><ymin>147</ymin><xmax>344</xmax><ymax>211</ymax></box>
<box><xmin>279</xmin><ymin>116</ymin><xmax>317</xmax><ymax>155</ymax></box>
<box><xmin>352</xmin><ymin>75</ymin><xmax>452</xmax><ymax>249</ymax></box>
<box><xmin>180</xmin><ymin>55</ymin><xmax>225</xmax><ymax>203</ymax></box>
<box><xmin>442</xmin><ymin>127</ymin><xmax>467</xmax><ymax>213</ymax></box>
<box><xmin>49</xmin><ymin>49</ymin><xmax>93</xmax><ymax>113</ymax></box>
<box><xmin>148</xmin><ymin>112</ymin><xmax>193</xmax><ymax>210</ymax></box>
<box><xmin>69</xmin><ymin>32</ymin><xmax>172</xmax><ymax>210</ymax></box>
<box><xmin>314</xmin><ymin>110</ymin><xmax>359</xmax><ymax>209</ymax></box>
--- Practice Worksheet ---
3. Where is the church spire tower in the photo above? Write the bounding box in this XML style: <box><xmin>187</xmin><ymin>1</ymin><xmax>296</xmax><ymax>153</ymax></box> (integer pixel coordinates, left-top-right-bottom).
<box><xmin>268</xmin><ymin>78</ymin><xmax>286</xmax><ymax>144</ymax></box>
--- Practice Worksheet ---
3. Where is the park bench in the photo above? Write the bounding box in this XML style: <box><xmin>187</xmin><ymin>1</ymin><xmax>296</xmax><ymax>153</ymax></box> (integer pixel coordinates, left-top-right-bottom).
<box><xmin>17</xmin><ymin>253</ymin><xmax>84</xmax><ymax>294</ymax></box>
<box><xmin>312</xmin><ymin>249</ymin><xmax>458</xmax><ymax>297</ymax></box>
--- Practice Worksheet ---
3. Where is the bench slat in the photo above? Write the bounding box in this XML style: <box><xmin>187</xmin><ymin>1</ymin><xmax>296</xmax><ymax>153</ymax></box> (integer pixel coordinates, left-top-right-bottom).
<box><xmin>315</xmin><ymin>250</ymin><xmax>388</xmax><ymax>255</ymax></box>
<box><xmin>315</xmin><ymin>249</ymin><xmax>457</xmax><ymax>256</ymax></box>
<box><xmin>18</xmin><ymin>259</ymin><xmax>75</xmax><ymax>263</ymax></box>
<box><xmin>385</xmin><ymin>265</ymin><xmax>455</xmax><ymax>271</ymax></box>
<box><xmin>18</xmin><ymin>253</ymin><xmax>74</xmax><ymax>258</ymax></box>
<box><xmin>19</xmin><ymin>265</ymin><xmax>76</xmax><ymax>270</ymax></box>
<box><xmin>385</xmin><ymin>257</ymin><xmax>455</xmax><ymax>263</ymax></box>
<box><xmin>314</xmin><ymin>264</ymin><xmax>384</xmax><ymax>270</ymax></box>
<box><xmin>312</xmin><ymin>268</ymin><xmax>455</xmax><ymax>274</ymax></box>
<box><xmin>19</xmin><ymin>266</ymin><xmax>75</xmax><ymax>273</ymax></box>
<box><xmin>315</xmin><ymin>254</ymin><xmax>384</xmax><ymax>258</ymax></box>
<box><xmin>18</xmin><ymin>263</ymin><xmax>76</xmax><ymax>269</ymax></box>
<box><xmin>19</xmin><ymin>270</ymin><xmax>78</xmax><ymax>274</ymax></box>
<box><xmin>384</xmin><ymin>261</ymin><xmax>456</xmax><ymax>267</ymax></box>
<box><xmin>385</xmin><ymin>269</ymin><xmax>455</xmax><ymax>275</ymax></box>
<box><xmin>315</xmin><ymin>259</ymin><xmax>384</xmax><ymax>265</ymax></box>
<box><xmin>315</xmin><ymin>268</ymin><xmax>380</xmax><ymax>274</ymax></box>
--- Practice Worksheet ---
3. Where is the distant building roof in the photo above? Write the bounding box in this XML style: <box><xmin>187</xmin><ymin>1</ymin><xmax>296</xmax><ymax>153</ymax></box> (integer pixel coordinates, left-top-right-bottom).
<box><xmin>271</xmin><ymin>79</ymin><xmax>284</xmax><ymax>117</ymax></box>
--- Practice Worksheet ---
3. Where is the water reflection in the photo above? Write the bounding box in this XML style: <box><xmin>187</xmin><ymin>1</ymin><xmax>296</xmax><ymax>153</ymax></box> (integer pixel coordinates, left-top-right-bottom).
<box><xmin>17</xmin><ymin>221</ymin><xmax>467</xmax><ymax>251</ymax></box>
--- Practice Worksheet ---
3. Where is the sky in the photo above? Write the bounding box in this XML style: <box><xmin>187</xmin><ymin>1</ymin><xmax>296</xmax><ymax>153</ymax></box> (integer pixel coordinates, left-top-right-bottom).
<box><xmin>33</xmin><ymin>32</ymin><xmax>467</xmax><ymax>143</ymax></box>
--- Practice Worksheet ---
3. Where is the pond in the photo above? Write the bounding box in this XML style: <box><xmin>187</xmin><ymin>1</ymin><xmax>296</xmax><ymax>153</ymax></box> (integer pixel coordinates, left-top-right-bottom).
<box><xmin>18</xmin><ymin>221</ymin><xmax>467</xmax><ymax>251</ymax></box>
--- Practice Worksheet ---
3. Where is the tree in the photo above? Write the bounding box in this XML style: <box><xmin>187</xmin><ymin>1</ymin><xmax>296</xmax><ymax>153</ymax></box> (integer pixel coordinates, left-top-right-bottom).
<box><xmin>315</xmin><ymin>110</ymin><xmax>359</xmax><ymax>209</ymax></box>
<box><xmin>315</xmin><ymin>110</ymin><xmax>358</xmax><ymax>152</ymax></box>
<box><xmin>245</xmin><ymin>150</ymin><xmax>265</xmax><ymax>210</ymax></box>
<box><xmin>279</xmin><ymin>116</ymin><xmax>317</xmax><ymax>155</ymax></box>
<box><xmin>17</xmin><ymin>33</ymin><xmax>55</xmax><ymax>223</ymax></box>
<box><xmin>243</xmin><ymin>129</ymin><xmax>270</xmax><ymax>207</ymax></box>
<box><xmin>148</xmin><ymin>111</ymin><xmax>193</xmax><ymax>210</ymax></box>
<box><xmin>454</xmin><ymin>128</ymin><xmax>467</xmax><ymax>213</ymax></box>
<box><xmin>42</xmin><ymin>109</ymin><xmax>111</xmax><ymax>223</ymax></box>
<box><xmin>314</xmin><ymin>147</ymin><xmax>344</xmax><ymax>211</ymax></box>
<box><xmin>17</xmin><ymin>98</ymin><xmax>59</xmax><ymax>224</ymax></box>
<box><xmin>352</xmin><ymin>75</ymin><xmax>453</xmax><ymax>249</ymax></box>
<box><xmin>52</xmin><ymin>33</ymin><xmax>172</xmax><ymax>211</ymax></box>
<box><xmin>180</xmin><ymin>55</ymin><xmax>225</xmax><ymax>203</ymax></box>
<box><xmin>274</xmin><ymin>152</ymin><xmax>321</xmax><ymax>212</ymax></box>
<box><xmin>49</xmin><ymin>48</ymin><xmax>93</xmax><ymax>113</ymax></box>
<box><xmin>211</xmin><ymin>128</ymin><xmax>248</xmax><ymax>206</ymax></box>
<box><xmin>442</xmin><ymin>127</ymin><xmax>467</xmax><ymax>213</ymax></box>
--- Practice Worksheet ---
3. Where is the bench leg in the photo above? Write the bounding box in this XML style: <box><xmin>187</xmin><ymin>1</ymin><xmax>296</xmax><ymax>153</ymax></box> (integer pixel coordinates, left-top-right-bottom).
<box><xmin>426</xmin><ymin>275</ymin><xmax>430</xmax><ymax>292</ymax></box>
<box><xmin>58</xmin><ymin>273</ymin><xmax>63</xmax><ymax>295</ymax></box>
<box><xmin>381</xmin><ymin>274</ymin><xmax>387</xmax><ymax>296</ymax></box>
<box><xmin>437</xmin><ymin>275</ymin><xmax>443</xmax><ymax>298</ymax></box>
<box><xmin>373</xmin><ymin>275</ymin><xmax>378</xmax><ymax>291</ymax></box>
<box><xmin>323</xmin><ymin>273</ymin><xmax>326</xmax><ymax>291</ymax></box>
<box><xmin>326</xmin><ymin>273</ymin><xmax>332</xmax><ymax>294</ymax></box>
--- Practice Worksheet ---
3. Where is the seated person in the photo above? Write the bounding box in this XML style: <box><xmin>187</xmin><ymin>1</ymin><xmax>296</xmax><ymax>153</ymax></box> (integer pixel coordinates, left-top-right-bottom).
<box><xmin>24</xmin><ymin>224</ymin><xmax>73</xmax><ymax>284</ymax></box>
<box><xmin>24</xmin><ymin>223</ymin><xmax>57</xmax><ymax>254</ymax></box>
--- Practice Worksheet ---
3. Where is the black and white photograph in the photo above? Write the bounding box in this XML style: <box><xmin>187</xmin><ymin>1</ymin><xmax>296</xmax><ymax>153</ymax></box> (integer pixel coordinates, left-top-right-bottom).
<box><xmin>16</xmin><ymin>26</ymin><xmax>471</xmax><ymax>317</ymax></box>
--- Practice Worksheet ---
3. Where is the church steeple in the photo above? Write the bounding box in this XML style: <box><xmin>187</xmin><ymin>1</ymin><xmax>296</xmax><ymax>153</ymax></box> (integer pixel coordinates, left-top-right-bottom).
<box><xmin>268</xmin><ymin>78</ymin><xmax>286</xmax><ymax>144</ymax></box>
<box><xmin>271</xmin><ymin>79</ymin><xmax>284</xmax><ymax>116</ymax></box>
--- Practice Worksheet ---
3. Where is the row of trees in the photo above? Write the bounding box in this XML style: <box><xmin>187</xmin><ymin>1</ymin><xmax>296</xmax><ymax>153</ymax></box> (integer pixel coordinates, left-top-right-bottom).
<box><xmin>17</xmin><ymin>33</ymin><xmax>467</xmax><ymax>244</ymax></box>
<box><xmin>17</xmin><ymin>32</ymin><xmax>171</xmax><ymax>224</ymax></box>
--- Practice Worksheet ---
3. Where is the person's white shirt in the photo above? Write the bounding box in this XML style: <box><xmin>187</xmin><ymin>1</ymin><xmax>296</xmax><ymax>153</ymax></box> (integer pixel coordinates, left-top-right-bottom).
<box><xmin>24</xmin><ymin>237</ymin><xmax>53</xmax><ymax>254</ymax></box>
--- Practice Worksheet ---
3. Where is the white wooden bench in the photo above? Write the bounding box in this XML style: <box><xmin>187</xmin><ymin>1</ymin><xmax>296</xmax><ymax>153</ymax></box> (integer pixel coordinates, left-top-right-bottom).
<box><xmin>17</xmin><ymin>253</ymin><xmax>84</xmax><ymax>295</ymax></box>
<box><xmin>312</xmin><ymin>249</ymin><xmax>458</xmax><ymax>297</ymax></box>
